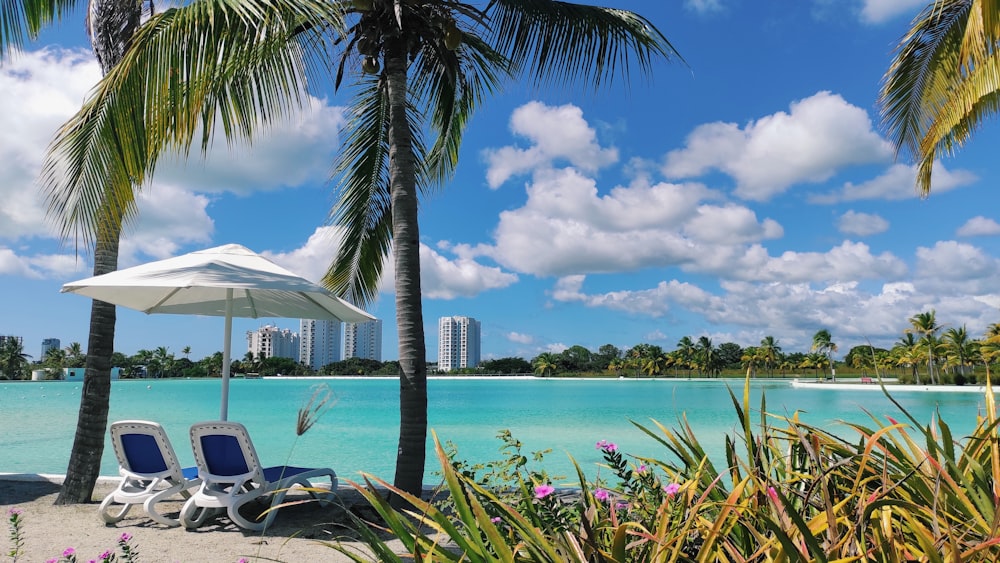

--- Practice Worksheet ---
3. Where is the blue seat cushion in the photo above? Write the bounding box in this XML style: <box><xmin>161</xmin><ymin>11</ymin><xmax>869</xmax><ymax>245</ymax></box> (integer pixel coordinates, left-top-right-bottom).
<box><xmin>122</xmin><ymin>433</ymin><xmax>168</xmax><ymax>474</ymax></box>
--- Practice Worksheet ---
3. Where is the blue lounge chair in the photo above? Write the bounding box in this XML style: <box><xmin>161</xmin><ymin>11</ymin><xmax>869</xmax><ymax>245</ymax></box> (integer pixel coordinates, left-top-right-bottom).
<box><xmin>180</xmin><ymin>421</ymin><xmax>337</xmax><ymax>531</ymax></box>
<box><xmin>99</xmin><ymin>420</ymin><xmax>206</xmax><ymax>527</ymax></box>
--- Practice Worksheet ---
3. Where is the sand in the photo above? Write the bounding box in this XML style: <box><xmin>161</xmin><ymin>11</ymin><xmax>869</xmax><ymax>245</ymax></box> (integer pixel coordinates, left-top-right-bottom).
<box><xmin>0</xmin><ymin>475</ymin><xmax>409</xmax><ymax>562</ymax></box>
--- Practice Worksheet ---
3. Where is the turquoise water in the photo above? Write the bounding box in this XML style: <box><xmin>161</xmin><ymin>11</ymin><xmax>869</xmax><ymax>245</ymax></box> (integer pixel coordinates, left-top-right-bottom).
<box><xmin>0</xmin><ymin>377</ymin><xmax>993</xmax><ymax>484</ymax></box>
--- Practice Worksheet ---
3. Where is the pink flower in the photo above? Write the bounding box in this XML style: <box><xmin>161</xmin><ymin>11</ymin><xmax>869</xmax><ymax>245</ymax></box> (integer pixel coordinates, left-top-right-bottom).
<box><xmin>119</xmin><ymin>532</ymin><xmax>132</xmax><ymax>543</ymax></box>
<box><xmin>767</xmin><ymin>486</ymin><xmax>779</xmax><ymax>503</ymax></box>
<box><xmin>664</xmin><ymin>483</ymin><xmax>680</xmax><ymax>497</ymax></box>
<box><xmin>594</xmin><ymin>489</ymin><xmax>610</xmax><ymax>502</ymax></box>
<box><xmin>595</xmin><ymin>440</ymin><xmax>608</xmax><ymax>450</ymax></box>
<box><xmin>7</xmin><ymin>508</ymin><xmax>22</xmax><ymax>516</ymax></box>
<box><xmin>490</xmin><ymin>516</ymin><xmax>501</xmax><ymax>524</ymax></box>
<box><xmin>534</xmin><ymin>484</ymin><xmax>555</xmax><ymax>499</ymax></box>
<box><xmin>637</xmin><ymin>464</ymin><xmax>647</xmax><ymax>473</ymax></box>
<box><xmin>99</xmin><ymin>551</ymin><xmax>112</xmax><ymax>560</ymax></box>
<box><xmin>63</xmin><ymin>548</ymin><xmax>76</xmax><ymax>557</ymax></box>
<box><xmin>595</xmin><ymin>440</ymin><xmax>618</xmax><ymax>452</ymax></box>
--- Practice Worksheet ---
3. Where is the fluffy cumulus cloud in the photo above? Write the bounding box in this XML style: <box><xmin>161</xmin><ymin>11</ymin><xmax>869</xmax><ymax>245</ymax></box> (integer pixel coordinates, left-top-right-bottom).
<box><xmin>957</xmin><ymin>216</ymin><xmax>1000</xmax><ymax>237</ymax></box>
<box><xmin>466</xmin><ymin>167</ymin><xmax>782</xmax><ymax>277</ymax></box>
<box><xmin>483</xmin><ymin>102</ymin><xmax>618</xmax><ymax>189</ymax></box>
<box><xmin>265</xmin><ymin>227</ymin><xmax>518</xmax><ymax>301</ymax></box>
<box><xmin>118</xmin><ymin>184</ymin><xmax>214</xmax><ymax>266</ymax></box>
<box><xmin>859</xmin><ymin>0</ymin><xmax>926</xmax><ymax>24</ymax></box>
<box><xmin>837</xmin><ymin>210</ymin><xmax>889</xmax><ymax>237</ymax></box>
<box><xmin>662</xmin><ymin>91</ymin><xmax>892</xmax><ymax>201</ymax></box>
<box><xmin>810</xmin><ymin>162</ymin><xmax>975</xmax><ymax>203</ymax></box>
<box><xmin>153</xmin><ymin>96</ymin><xmax>345</xmax><ymax>195</ymax></box>
<box><xmin>0</xmin><ymin>48</ymin><xmax>100</xmax><ymax>240</ymax></box>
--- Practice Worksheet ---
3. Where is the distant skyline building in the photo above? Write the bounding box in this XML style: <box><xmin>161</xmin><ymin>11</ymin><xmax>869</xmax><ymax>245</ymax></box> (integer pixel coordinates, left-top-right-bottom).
<box><xmin>345</xmin><ymin>319</ymin><xmax>383</xmax><ymax>362</ymax></box>
<box><xmin>246</xmin><ymin>325</ymin><xmax>299</xmax><ymax>362</ymax></box>
<box><xmin>299</xmin><ymin>319</ymin><xmax>341</xmax><ymax>370</ymax></box>
<box><xmin>438</xmin><ymin>316</ymin><xmax>481</xmax><ymax>372</ymax></box>
<box><xmin>41</xmin><ymin>338</ymin><xmax>60</xmax><ymax>360</ymax></box>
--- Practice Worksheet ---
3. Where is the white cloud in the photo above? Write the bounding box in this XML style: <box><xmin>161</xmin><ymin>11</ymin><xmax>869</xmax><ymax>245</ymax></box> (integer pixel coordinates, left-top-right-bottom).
<box><xmin>810</xmin><ymin>162</ymin><xmax>975</xmax><ymax>203</ymax></box>
<box><xmin>154</xmin><ymin>96</ymin><xmax>345</xmax><ymax>195</ymax></box>
<box><xmin>468</xmin><ymin>168</ymin><xmax>782</xmax><ymax>277</ymax></box>
<box><xmin>685</xmin><ymin>0</ymin><xmax>724</xmax><ymax>14</ymax></box>
<box><xmin>662</xmin><ymin>91</ymin><xmax>892</xmax><ymax>201</ymax></box>
<box><xmin>483</xmin><ymin>102</ymin><xmax>618</xmax><ymax>189</ymax></box>
<box><xmin>0</xmin><ymin>48</ymin><xmax>101</xmax><ymax>241</ymax></box>
<box><xmin>507</xmin><ymin>332</ymin><xmax>534</xmax><ymax>344</ymax></box>
<box><xmin>116</xmin><ymin>184</ymin><xmax>214</xmax><ymax>266</ymax></box>
<box><xmin>265</xmin><ymin>227</ymin><xmax>518</xmax><ymax>301</ymax></box>
<box><xmin>859</xmin><ymin>0</ymin><xmax>926</xmax><ymax>24</ymax></box>
<box><xmin>837</xmin><ymin>210</ymin><xmax>889</xmax><ymax>237</ymax></box>
<box><xmin>957</xmin><ymin>216</ymin><xmax>1000</xmax><ymax>237</ymax></box>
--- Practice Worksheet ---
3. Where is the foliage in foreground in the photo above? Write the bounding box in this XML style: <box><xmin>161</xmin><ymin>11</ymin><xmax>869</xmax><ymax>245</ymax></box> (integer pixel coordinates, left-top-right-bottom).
<box><xmin>332</xmin><ymin>378</ymin><xmax>1000</xmax><ymax>561</ymax></box>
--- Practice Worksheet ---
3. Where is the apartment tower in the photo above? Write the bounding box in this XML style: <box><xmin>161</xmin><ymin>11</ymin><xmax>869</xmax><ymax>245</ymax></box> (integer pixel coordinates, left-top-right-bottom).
<box><xmin>344</xmin><ymin>319</ymin><xmax>383</xmax><ymax>361</ymax></box>
<box><xmin>437</xmin><ymin>316</ymin><xmax>481</xmax><ymax>372</ymax></box>
<box><xmin>299</xmin><ymin>319</ymin><xmax>342</xmax><ymax>370</ymax></box>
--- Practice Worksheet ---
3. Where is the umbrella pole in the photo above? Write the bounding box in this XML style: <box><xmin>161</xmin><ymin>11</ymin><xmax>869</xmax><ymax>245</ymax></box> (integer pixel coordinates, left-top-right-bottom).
<box><xmin>221</xmin><ymin>288</ymin><xmax>233</xmax><ymax>421</ymax></box>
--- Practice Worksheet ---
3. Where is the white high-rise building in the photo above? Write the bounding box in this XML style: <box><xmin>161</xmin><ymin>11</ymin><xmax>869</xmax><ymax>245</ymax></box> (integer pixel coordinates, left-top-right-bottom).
<box><xmin>438</xmin><ymin>316</ymin><xmax>481</xmax><ymax>372</ymax></box>
<box><xmin>345</xmin><ymin>319</ymin><xmax>383</xmax><ymax>362</ymax></box>
<box><xmin>299</xmin><ymin>319</ymin><xmax>342</xmax><ymax>370</ymax></box>
<box><xmin>246</xmin><ymin>325</ymin><xmax>299</xmax><ymax>361</ymax></box>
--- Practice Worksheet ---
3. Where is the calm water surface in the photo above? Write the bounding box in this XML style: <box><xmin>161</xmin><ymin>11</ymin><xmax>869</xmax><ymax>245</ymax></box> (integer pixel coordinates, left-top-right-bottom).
<box><xmin>0</xmin><ymin>377</ymin><xmax>992</xmax><ymax>484</ymax></box>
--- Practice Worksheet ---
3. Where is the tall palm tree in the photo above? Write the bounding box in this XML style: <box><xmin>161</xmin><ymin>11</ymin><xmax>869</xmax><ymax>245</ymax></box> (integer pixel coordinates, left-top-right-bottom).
<box><xmin>893</xmin><ymin>333</ymin><xmax>923</xmax><ymax>383</ymax></box>
<box><xmin>694</xmin><ymin>336</ymin><xmax>717</xmax><ymax>376</ymax></box>
<box><xmin>907</xmin><ymin>310</ymin><xmax>943</xmax><ymax>384</ymax></box>
<box><xmin>759</xmin><ymin>335</ymin><xmax>781</xmax><ymax>376</ymax></box>
<box><xmin>880</xmin><ymin>0</ymin><xmax>1000</xmax><ymax>195</ymax></box>
<box><xmin>676</xmin><ymin>336</ymin><xmax>695</xmax><ymax>375</ymax></box>
<box><xmin>811</xmin><ymin>329</ymin><xmax>837</xmax><ymax>381</ymax></box>
<box><xmin>532</xmin><ymin>352</ymin><xmax>558</xmax><ymax>378</ymax></box>
<box><xmin>19</xmin><ymin>0</ymin><xmax>679</xmax><ymax>501</ymax></box>
<box><xmin>942</xmin><ymin>325</ymin><xmax>973</xmax><ymax>377</ymax></box>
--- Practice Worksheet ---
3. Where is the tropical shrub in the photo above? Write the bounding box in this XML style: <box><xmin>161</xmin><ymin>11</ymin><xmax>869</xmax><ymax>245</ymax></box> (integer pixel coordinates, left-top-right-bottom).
<box><xmin>331</xmin><ymin>378</ymin><xmax>1000</xmax><ymax>561</ymax></box>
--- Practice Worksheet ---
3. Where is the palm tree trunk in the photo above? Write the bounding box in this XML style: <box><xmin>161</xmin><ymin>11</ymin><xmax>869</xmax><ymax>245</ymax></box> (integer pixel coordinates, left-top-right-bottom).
<box><xmin>384</xmin><ymin>38</ymin><xmax>427</xmax><ymax>506</ymax></box>
<box><xmin>56</xmin><ymin>234</ymin><xmax>119</xmax><ymax>504</ymax></box>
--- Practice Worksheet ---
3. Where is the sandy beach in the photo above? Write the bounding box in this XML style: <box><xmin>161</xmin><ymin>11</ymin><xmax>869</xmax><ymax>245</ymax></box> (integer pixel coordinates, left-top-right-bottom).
<box><xmin>0</xmin><ymin>474</ymin><xmax>408</xmax><ymax>562</ymax></box>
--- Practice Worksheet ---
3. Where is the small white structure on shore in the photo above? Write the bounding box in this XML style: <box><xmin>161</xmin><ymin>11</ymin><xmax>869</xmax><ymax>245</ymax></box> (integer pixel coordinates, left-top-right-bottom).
<box><xmin>61</xmin><ymin>367</ymin><xmax>122</xmax><ymax>381</ymax></box>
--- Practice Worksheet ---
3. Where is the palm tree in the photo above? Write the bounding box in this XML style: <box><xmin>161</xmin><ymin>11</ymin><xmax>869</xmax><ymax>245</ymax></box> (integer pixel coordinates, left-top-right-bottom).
<box><xmin>532</xmin><ymin>353</ymin><xmax>558</xmax><ymax>378</ymax></box>
<box><xmin>892</xmin><ymin>333</ymin><xmax>923</xmax><ymax>384</ymax></box>
<box><xmin>759</xmin><ymin>335</ymin><xmax>781</xmax><ymax>377</ymax></box>
<box><xmin>675</xmin><ymin>336</ymin><xmax>696</xmax><ymax>376</ymax></box>
<box><xmin>879</xmin><ymin>0</ymin><xmax>1000</xmax><ymax>195</ymax></box>
<box><xmin>18</xmin><ymin>0</ymin><xmax>679</xmax><ymax>502</ymax></box>
<box><xmin>741</xmin><ymin>346</ymin><xmax>761</xmax><ymax>378</ymax></box>
<box><xmin>0</xmin><ymin>338</ymin><xmax>31</xmax><ymax>380</ymax></box>
<box><xmin>907</xmin><ymin>310</ymin><xmax>943</xmax><ymax>384</ymax></box>
<box><xmin>694</xmin><ymin>336</ymin><xmax>717</xmax><ymax>376</ymax></box>
<box><xmin>811</xmin><ymin>329</ymin><xmax>837</xmax><ymax>381</ymax></box>
<box><xmin>942</xmin><ymin>325</ymin><xmax>973</xmax><ymax>378</ymax></box>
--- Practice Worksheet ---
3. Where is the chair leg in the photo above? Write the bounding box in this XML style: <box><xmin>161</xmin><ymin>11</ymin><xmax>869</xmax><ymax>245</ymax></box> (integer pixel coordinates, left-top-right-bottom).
<box><xmin>98</xmin><ymin>495</ymin><xmax>132</xmax><ymax>524</ymax></box>
<box><xmin>179</xmin><ymin>497</ymin><xmax>219</xmax><ymax>529</ymax></box>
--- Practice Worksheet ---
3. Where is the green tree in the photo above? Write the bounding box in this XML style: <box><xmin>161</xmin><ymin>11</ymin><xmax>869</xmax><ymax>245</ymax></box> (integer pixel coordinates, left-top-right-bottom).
<box><xmin>811</xmin><ymin>329</ymin><xmax>837</xmax><ymax>381</ymax></box>
<box><xmin>0</xmin><ymin>338</ymin><xmax>31</xmax><ymax>380</ymax></box>
<box><xmin>907</xmin><ymin>310</ymin><xmax>943</xmax><ymax>384</ymax></box>
<box><xmin>758</xmin><ymin>336</ymin><xmax>781</xmax><ymax>376</ymax></box>
<box><xmin>694</xmin><ymin>336</ymin><xmax>718</xmax><ymax>376</ymax></box>
<box><xmin>892</xmin><ymin>333</ymin><xmax>923</xmax><ymax>384</ymax></box>
<box><xmin>879</xmin><ymin>0</ymin><xmax>1000</xmax><ymax>195</ymax></box>
<box><xmin>716</xmin><ymin>342</ymin><xmax>743</xmax><ymax>370</ymax></box>
<box><xmin>674</xmin><ymin>336</ymin><xmax>696</xmax><ymax>375</ymax></box>
<box><xmin>44</xmin><ymin>347</ymin><xmax>68</xmax><ymax>379</ymax></box>
<box><xmin>942</xmin><ymin>325</ymin><xmax>974</xmax><ymax>377</ymax></box>
<box><xmin>532</xmin><ymin>353</ymin><xmax>558</xmax><ymax>378</ymax></box>
<box><xmin>478</xmin><ymin>357</ymin><xmax>531</xmax><ymax>374</ymax></box>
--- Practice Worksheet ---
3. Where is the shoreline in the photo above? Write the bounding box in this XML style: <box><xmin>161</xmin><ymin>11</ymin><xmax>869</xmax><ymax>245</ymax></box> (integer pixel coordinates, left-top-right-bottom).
<box><xmin>0</xmin><ymin>473</ymin><xmax>402</xmax><ymax>562</ymax></box>
<box><xmin>790</xmin><ymin>378</ymin><xmax>989</xmax><ymax>393</ymax></box>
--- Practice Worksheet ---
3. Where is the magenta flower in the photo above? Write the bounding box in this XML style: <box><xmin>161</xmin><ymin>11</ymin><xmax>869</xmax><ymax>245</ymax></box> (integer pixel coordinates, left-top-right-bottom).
<box><xmin>7</xmin><ymin>508</ymin><xmax>22</xmax><ymax>516</ymax></box>
<box><xmin>637</xmin><ymin>464</ymin><xmax>647</xmax><ymax>473</ymax></box>
<box><xmin>46</xmin><ymin>559</ymin><xmax>58</xmax><ymax>563</ymax></box>
<box><xmin>99</xmin><ymin>551</ymin><xmax>112</xmax><ymax>560</ymax></box>
<box><xmin>595</xmin><ymin>440</ymin><xmax>618</xmax><ymax>452</ymax></box>
<box><xmin>490</xmin><ymin>516</ymin><xmax>501</xmax><ymax>524</ymax></box>
<box><xmin>63</xmin><ymin>548</ymin><xmax>76</xmax><ymax>557</ymax></box>
<box><xmin>594</xmin><ymin>489</ymin><xmax>610</xmax><ymax>502</ymax></box>
<box><xmin>534</xmin><ymin>484</ymin><xmax>555</xmax><ymax>499</ymax></box>
<box><xmin>119</xmin><ymin>532</ymin><xmax>132</xmax><ymax>543</ymax></box>
<box><xmin>664</xmin><ymin>483</ymin><xmax>680</xmax><ymax>497</ymax></box>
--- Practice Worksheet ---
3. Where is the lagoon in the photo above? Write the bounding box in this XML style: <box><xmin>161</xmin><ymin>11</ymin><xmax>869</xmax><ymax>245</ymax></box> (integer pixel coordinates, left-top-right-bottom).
<box><xmin>0</xmin><ymin>377</ymin><xmax>993</xmax><ymax>484</ymax></box>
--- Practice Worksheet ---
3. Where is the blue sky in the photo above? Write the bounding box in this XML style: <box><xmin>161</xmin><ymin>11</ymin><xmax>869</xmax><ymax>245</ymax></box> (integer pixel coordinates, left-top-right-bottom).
<box><xmin>3</xmin><ymin>0</ymin><xmax>999</xmax><ymax>363</ymax></box>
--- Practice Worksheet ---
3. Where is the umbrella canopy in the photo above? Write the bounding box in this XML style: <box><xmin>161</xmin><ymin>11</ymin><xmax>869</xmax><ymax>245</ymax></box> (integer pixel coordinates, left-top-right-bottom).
<box><xmin>62</xmin><ymin>243</ymin><xmax>374</xmax><ymax>419</ymax></box>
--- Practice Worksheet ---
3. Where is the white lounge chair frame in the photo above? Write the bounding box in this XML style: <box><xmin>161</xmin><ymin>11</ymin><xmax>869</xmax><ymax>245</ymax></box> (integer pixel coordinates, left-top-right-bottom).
<box><xmin>180</xmin><ymin>421</ymin><xmax>337</xmax><ymax>531</ymax></box>
<box><xmin>99</xmin><ymin>420</ymin><xmax>205</xmax><ymax>527</ymax></box>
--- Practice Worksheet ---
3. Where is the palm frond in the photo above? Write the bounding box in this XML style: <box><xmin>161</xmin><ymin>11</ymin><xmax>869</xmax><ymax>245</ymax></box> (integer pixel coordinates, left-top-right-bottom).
<box><xmin>324</xmin><ymin>75</ymin><xmax>393</xmax><ymax>307</ymax></box>
<box><xmin>486</xmin><ymin>0</ymin><xmax>683</xmax><ymax>91</ymax></box>
<box><xmin>1</xmin><ymin>0</ymin><xmax>79</xmax><ymax>57</ymax></box>
<box><xmin>40</xmin><ymin>0</ymin><xmax>346</xmax><ymax>246</ymax></box>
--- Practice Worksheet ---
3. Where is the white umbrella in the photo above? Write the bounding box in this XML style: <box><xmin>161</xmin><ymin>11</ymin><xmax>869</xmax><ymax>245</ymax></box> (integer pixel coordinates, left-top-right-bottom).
<box><xmin>62</xmin><ymin>243</ymin><xmax>374</xmax><ymax>420</ymax></box>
